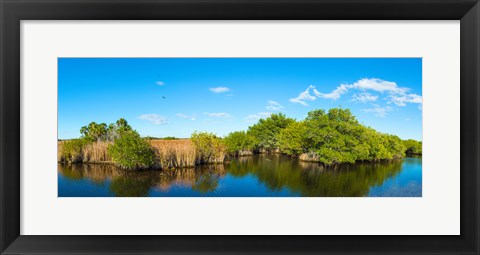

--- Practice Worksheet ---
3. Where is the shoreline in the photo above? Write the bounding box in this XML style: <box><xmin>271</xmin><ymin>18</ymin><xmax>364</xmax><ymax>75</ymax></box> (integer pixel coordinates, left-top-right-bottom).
<box><xmin>58</xmin><ymin>152</ymin><xmax>421</xmax><ymax>172</ymax></box>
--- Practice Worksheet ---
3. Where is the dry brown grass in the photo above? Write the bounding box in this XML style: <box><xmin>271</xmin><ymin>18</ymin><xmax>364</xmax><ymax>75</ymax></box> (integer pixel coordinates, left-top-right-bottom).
<box><xmin>58</xmin><ymin>139</ymin><xmax>205</xmax><ymax>169</ymax></box>
<box><xmin>149</xmin><ymin>139</ymin><xmax>197</xmax><ymax>169</ymax></box>
<box><xmin>57</xmin><ymin>140</ymin><xmax>112</xmax><ymax>164</ymax></box>
<box><xmin>82</xmin><ymin>141</ymin><xmax>112</xmax><ymax>163</ymax></box>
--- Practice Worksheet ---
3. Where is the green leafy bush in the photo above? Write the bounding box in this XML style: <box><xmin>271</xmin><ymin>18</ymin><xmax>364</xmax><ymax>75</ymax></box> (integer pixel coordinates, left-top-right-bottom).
<box><xmin>403</xmin><ymin>139</ymin><xmax>422</xmax><ymax>154</ymax></box>
<box><xmin>277</xmin><ymin>121</ymin><xmax>308</xmax><ymax>155</ymax></box>
<box><xmin>247</xmin><ymin>113</ymin><xmax>294</xmax><ymax>152</ymax></box>
<box><xmin>223</xmin><ymin>131</ymin><xmax>255</xmax><ymax>155</ymax></box>
<box><xmin>108</xmin><ymin>130</ymin><xmax>156</xmax><ymax>170</ymax></box>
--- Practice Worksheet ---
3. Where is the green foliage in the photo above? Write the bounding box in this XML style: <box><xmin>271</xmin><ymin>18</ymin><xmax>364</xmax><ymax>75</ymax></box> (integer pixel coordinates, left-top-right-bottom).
<box><xmin>107</xmin><ymin>130</ymin><xmax>156</xmax><ymax>170</ymax></box>
<box><xmin>277</xmin><ymin>121</ymin><xmax>308</xmax><ymax>155</ymax></box>
<box><xmin>247</xmin><ymin>113</ymin><xmax>294</xmax><ymax>151</ymax></box>
<box><xmin>223</xmin><ymin>131</ymin><xmax>255</xmax><ymax>155</ymax></box>
<box><xmin>162</xmin><ymin>136</ymin><xmax>179</xmax><ymax>140</ymax></box>
<box><xmin>115</xmin><ymin>118</ymin><xmax>133</xmax><ymax>133</ymax></box>
<box><xmin>143</xmin><ymin>136</ymin><xmax>161</xmax><ymax>140</ymax></box>
<box><xmin>403</xmin><ymin>139</ymin><xmax>422</xmax><ymax>154</ymax></box>
<box><xmin>190</xmin><ymin>131</ymin><xmax>226</xmax><ymax>163</ymax></box>
<box><xmin>80</xmin><ymin>118</ymin><xmax>133</xmax><ymax>142</ymax></box>
<box><xmin>273</xmin><ymin>108</ymin><xmax>406</xmax><ymax>165</ymax></box>
<box><xmin>80</xmin><ymin>122</ymin><xmax>108</xmax><ymax>142</ymax></box>
<box><xmin>60</xmin><ymin>138</ymin><xmax>89</xmax><ymax>163</ymax></box>
<box><xmin>143</xmin><ymin>136</ymin><xmax>178</xmax><ymax>140</ymax></box>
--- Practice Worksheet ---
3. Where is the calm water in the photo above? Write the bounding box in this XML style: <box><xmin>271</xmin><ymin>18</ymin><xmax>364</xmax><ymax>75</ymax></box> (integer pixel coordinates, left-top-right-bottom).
<box><xmin>58</xmin><ymin>155</ymin><xmax>422</xmax><ymax>197</ymax></box>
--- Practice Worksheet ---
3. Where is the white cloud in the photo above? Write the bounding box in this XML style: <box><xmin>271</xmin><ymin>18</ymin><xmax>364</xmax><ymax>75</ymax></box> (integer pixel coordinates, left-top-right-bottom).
<box><xmin>313</xmin><ymin>84</ymin><xmax>349</xmax><ymax>100</ymax></box>
<box><xmin>362</xmin><ymin>105</ymin><xmax>393</xmax><ymax>117</ymax></box>
<box><xmin>203</xmin><ymin>112</ymin><xmax>231</xmax><ymax>118</ymax></box>
<box><xmin>290</xmin><ymin>78</ymin><xmax>422</xmax><ymax>109</ymax></box>
<box><xmin>389</xmin><ymin>93</ymin><xmax>422</xmax><ymax>106</ymax></box>
<box><xmin>266</xmin><ymin>100</ymin><xmax>284</xmax><ymax>111</ymax></box>
<box><xmin>138</xmin><ymin>114</ymin><xmax>168</xmax><ymax>125</ymax></box>
<box><xmin>209</xmin><ymin>87</ymin><xmax>230</xmax><ymax>93</ymax></box>
<box><xmin>351</xmin><ymin>93</ymin><xmax>378</xmax><ymax>103</ymax></box>
<box><xmin>289</xmin><ymin>85</ymin><xmax>317</xmax><ymax>106</ymax></box>
<box><xmin>244</xmin><ymin>112</ymin><xmax>272</xmax><ymax>123</ymax></box>
<box><xmin>155</xmin><ymin>81</ymin><xmax>165</xmax><ymax>86</ymax></box>
<box><xmin>351</xmin><ymin>78</ymin><xmax>409</xmax><ymax>94</ymax></box>
<box><xmin>176</xmin><ymin>113</ymin><xmax>196</xmax><ymax>121</ymax></box>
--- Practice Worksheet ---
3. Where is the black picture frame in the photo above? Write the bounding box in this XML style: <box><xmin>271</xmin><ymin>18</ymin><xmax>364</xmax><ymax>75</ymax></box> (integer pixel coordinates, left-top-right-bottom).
<box><xmin>1</xmin><ymin>0</ymin><xmax>479</xmax><ymax>254</ymax></box>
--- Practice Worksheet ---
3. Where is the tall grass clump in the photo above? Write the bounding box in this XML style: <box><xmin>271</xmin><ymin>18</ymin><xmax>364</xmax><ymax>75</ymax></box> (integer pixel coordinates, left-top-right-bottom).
<box><xmin>82</xmin><ymin>141</ymin><xmax>112</xmax><ymax>163</ymax></box>
<box><xmin>190</xmin><ymin>131</ymin><xmax>226</xmax><ymax>164</ymax></box>
<box><xmin>108</xmin><ymin>130</ymin><xmax>156</xmax><ymax>170</ymax></box>
<box><xmin>149</xmin><ymin>140</ymin><xmax>197</xmax><ymax>169</ymax></box>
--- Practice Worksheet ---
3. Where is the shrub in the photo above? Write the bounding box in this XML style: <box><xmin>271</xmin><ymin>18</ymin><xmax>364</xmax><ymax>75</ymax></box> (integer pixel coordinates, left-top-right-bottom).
<box><xmin>108</xmin><ymin>130</ymin><xmax>156</xmax><ymax>170</ymax></box>
<box><xmin>403</xmin><ymin>139</ymin><xmax>422</xmax><ymax>154</ymax></box>
<box><xmin>223</xmin><ymin>131</ymin><xmax>255</xmax><ymax>155</ymax></box>
<box><xmin>277</xmin><ymin>121</ymin><xmax>308</xmax><ymax>155</ymax></box>
<box><xmin>190</xmin><ymin>131</ymin><xmax>226</xmax><ymax>163</ymax></box>
<box><xmin>58</xmin><ymin>138</ymin><xmax>88</xmax><ymax>163</ymax></box>
<box><xmin>247</xmin><ymin>113</ymin><xmax>294</xmax><ymax>152</ymax></box>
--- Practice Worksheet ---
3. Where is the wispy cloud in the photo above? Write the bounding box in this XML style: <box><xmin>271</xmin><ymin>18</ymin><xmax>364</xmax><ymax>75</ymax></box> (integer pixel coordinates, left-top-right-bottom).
<box><xmin>313</xmin><ymin>84</ymin><xmax>349</xmax><ymax>100</ymax></box>
<box><xmin>266</xmin><ymin>100</ymin><xmax>284</xmax><ymax>111</ymax></box>
<box><xmin>289</xmin><ymin>85</ymin><xmax>317</xmax><ymax>106</ymax></box>
<box><xmin>203</xmin><ymin>112</ymin><xmax>231</xmax><ymax>118</ymax></box>
<box><xmin>389</xmin><ymin>93</ymin><xmax>422</xmax><ymax>106</ymax></box>
<box><xmin>351</xmin><ymin>93</ymin><xmax>378</xmax><ymax>103</ymax></box>
<box><xmin>244</xmin><ymin>112</ymin><xmax>271</xmax><ymax>123</ymax></box>
<box><xmin>138</xmin><ymin>114</ymin><xmax>168</xmax><ymax>125</ymax></box>
<box><xmin>362</xmin><ymin>105</ymin><xmax>393</xmax><ymax>117</ymax></box>
<box><xmin>155</xmin><ymin>81</ymin><xmax>165</xmax><ymax>86</ymax></box>
<box><xmin>209</xmin><ymin>87</ymin><xmax>230</xmax><ymax>93</ymax></box>
<box><xmin>176</xmin><ymin>113</ymin><xmax>196</xmax><ymax>121</ymax></box>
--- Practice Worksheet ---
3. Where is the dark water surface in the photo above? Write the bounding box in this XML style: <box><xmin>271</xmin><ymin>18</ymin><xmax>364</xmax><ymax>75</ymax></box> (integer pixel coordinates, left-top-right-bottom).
<box><xmin>58</xmin><ymin>155</ymin><xmax>422</xmax><ymax>197</ymax></box>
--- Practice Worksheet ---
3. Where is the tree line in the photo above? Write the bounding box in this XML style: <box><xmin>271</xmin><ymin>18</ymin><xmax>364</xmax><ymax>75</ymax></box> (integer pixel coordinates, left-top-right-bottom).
<box><xmin>59</xmin><ymin>108</ymin><xmax>422</xmax><ymax>170</ymax></box>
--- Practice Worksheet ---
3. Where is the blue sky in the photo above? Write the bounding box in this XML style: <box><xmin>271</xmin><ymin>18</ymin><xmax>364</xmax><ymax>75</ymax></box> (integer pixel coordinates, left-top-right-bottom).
<box><xmin>58</xmin><ymin>58</ymin><xmax>422</xmax><ymax>140</ymax></box>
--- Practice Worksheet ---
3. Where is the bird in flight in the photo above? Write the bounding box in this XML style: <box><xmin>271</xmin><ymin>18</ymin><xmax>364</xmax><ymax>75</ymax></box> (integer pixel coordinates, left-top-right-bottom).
<box><xmin>162</xmin><ymin>96</ymin><xmax>166</xmax><ymax>99</ymax></box>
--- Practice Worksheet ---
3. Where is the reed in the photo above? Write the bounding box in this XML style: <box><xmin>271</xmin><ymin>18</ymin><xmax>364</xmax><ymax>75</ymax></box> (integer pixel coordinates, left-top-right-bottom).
<box><xmin>149</xmin><ymin>139</ymin><xmax>197</xmax><ymax>169</ymax></box>
<box><xmin>58</xmin><ymin>139</ymin><xmax>216</xmax><ymax>170</ymax></box>
<box><xmin>82</xmin><ymin>141</ymin><xmax>112</xmax><ymax>163</ymax></box>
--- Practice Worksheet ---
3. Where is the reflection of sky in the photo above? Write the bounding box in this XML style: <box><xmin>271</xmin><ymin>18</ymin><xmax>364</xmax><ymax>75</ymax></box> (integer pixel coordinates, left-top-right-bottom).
<box><xmin>58</xmin><ymin>174</ymin><xmax>114</xmax><ymax>197</ymax></box>
<box><xmin>149</xmin><ymin>174</ymin><xmax>298</xmax><ymax>197</ymax></box>
<box><xmin>367</xmin><ymin>157</ymin><xmax>422</xmax><ymax>197</ymax></box>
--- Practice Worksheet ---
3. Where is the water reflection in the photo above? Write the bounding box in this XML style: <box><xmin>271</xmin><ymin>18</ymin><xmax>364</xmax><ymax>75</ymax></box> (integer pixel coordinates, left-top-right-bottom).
<box><xmin>58</xmin><ymin>155</ymin><xmax>421</xmax><ymax>197</ymax></box>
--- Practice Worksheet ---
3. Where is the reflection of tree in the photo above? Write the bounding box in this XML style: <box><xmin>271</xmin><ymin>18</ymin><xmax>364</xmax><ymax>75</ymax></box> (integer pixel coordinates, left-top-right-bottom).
<box><xmin>191</xmin><ymin>165</ymin><xmax>225</xmax><ymax>193</ymax></box>
<box><xmin>58</xmin><ymin>163</ymin><xmax>227</xmax><ymax>196</ymax></box>
<box><xmin>109</xmin><ymin>175</ymin><xmax>157</xmax><ymax>197</ymax></box>
<box><xmin>225</xmin><ymin>155</ymin><xmax>404</xmax><ymax>197</ymax></box>
<box><xmin>58</xmin><ymin>163</ymin><xmax>120</xmax><ymax>184</ymax></box>
<box><xmin>58</xmin><ymin>155</ymin><xmax>405</xmax><ymax>197</ymax></box>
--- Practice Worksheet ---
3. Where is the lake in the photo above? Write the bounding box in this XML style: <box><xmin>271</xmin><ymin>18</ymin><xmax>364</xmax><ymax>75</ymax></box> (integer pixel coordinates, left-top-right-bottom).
<box><xmin>58</xmin><ymin>155</ymin><xmax>422</xmax><ymax>197</ymax></box>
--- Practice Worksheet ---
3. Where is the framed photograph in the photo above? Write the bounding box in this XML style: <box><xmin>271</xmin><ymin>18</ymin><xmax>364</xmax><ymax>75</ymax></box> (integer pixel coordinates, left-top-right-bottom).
<box><xmin>1</xmin><ymin>0</ymin><xmax>479</xmax><ymax>254</ymax></box>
